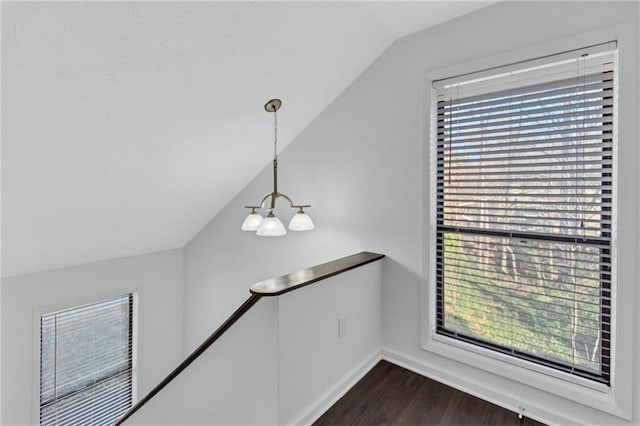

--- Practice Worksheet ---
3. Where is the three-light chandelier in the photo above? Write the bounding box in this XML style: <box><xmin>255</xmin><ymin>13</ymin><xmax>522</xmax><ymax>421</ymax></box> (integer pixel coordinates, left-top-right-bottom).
<box><xmin>241</xmin><ymin>99</ymin><xmax>314</xmax><ymax>236</ymax></box>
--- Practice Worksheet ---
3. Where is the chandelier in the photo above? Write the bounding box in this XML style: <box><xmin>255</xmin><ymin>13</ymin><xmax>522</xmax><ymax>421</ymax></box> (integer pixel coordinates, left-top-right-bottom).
<box><xmin>241</xmin><ymin>99</ymin><xmax>314</xmax><ymax>236</ymax></box>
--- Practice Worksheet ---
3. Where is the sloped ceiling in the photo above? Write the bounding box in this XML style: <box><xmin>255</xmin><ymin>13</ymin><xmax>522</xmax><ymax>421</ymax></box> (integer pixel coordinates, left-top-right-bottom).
<box><xmin>1</xmin><ymin>1</ymin><xmax>495</xmax><ymax>277</ymax></box>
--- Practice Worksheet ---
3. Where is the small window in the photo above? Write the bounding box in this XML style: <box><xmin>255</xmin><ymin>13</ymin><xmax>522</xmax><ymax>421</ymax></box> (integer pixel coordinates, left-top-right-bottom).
<box><xmin>432</xmin><ymin>43</ymin><xmax>615</xmax><ymax>384</ymax></box>
<box><xmin>40</xmin><ymin>294</ymin><xmax>135</xmax><ymax>426</ymax></box>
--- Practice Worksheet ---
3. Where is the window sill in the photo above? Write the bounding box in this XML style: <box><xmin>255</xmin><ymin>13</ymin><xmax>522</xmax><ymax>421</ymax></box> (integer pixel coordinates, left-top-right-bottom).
<box><xmin>421</xmin><ymin>331</ymin><xmax>630</xmax><ymax>421</ymax></box>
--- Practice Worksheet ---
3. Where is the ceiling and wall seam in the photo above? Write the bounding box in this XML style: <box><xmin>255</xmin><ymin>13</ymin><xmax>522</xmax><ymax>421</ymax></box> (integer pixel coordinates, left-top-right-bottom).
<box><xmin>1</xmin><ymin>2</ymin><xmax>497</xmax><ymax>277</ymax></box>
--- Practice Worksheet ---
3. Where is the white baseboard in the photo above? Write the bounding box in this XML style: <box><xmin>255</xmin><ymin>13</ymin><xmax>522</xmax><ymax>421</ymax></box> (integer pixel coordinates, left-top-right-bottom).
<box><xmin>381</xmin><ymin>346</ymin><xmax>568</xmax><ymax>426</ymax></box>
<box><xmin>286</xmin><ymin>349</ymin><xmax>382</xmax><ymax>426</ymax></box>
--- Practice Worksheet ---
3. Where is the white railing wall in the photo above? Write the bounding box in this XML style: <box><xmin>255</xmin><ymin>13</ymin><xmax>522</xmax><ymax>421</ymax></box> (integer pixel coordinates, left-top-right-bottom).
<box><xmin>125</xmin><ymin>258</ymin><xmax>382</xmax><ymax>425</ymax></box>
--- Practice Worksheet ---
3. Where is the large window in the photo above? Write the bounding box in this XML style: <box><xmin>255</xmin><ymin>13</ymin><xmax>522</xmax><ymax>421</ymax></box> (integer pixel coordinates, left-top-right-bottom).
<box><xmin>433</xmin><ymin>44</ymin><xmax>615</xmax><ymax>385</ymax></box>
<box><xmin>40</xmin><ymin>294</ymin><xmax>135</xmax><ymax>426</ymax></box>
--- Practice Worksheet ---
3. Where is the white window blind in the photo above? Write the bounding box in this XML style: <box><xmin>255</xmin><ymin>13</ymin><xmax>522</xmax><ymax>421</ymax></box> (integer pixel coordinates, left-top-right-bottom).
<box><xmin>40</xmin><ymin>294</ymin><xmax>134</xmax><ymax>425</ymax></box>
<box><xmin>433</xmin><ymin>43</ymin><xmax>615</xmax><ymax>385</ymax></box>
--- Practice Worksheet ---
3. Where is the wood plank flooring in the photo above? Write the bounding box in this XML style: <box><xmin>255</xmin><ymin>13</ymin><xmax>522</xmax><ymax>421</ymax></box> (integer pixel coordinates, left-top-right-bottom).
<box><xmin>313</xmin><ymin>360</ymin><xmax>546</xmax><ymax>426</ymax></box>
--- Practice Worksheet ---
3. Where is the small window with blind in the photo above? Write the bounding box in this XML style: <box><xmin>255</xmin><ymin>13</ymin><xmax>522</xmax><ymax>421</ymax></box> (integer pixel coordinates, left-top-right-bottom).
<box><xmin>40</xmin><ymin>293</ymin><xmax>135</xmax><ymax>426</ymax></box>
<box><xmin>432</xmin><ymin>43</ymin><xmax>616</xmax><ymax>385</ymax></box>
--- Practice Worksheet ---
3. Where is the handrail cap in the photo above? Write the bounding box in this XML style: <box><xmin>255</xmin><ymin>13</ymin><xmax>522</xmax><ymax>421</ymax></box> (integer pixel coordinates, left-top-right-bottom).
<box><xmin>250</xmin><ymin>251</ymin><xmax>385</xmax><ymax>297</ymax></box>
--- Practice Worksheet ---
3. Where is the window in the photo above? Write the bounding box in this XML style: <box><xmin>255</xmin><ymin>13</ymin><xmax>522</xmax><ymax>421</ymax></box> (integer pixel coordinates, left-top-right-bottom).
<box><xmin>432</xmin><ymin>43</ymin><xmax>615</xmax><ymax>385</ymax></box>
<box><xmin>40</xmin><ymin>294</ymin><xmax>135</xmax><ymax>426</ymax></box>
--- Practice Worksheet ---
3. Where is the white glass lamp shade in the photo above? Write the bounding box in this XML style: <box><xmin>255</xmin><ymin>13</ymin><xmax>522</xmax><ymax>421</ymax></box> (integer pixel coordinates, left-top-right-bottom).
<box><xmin>241</xmin><ymin>212</ymin><xmax>264</xmax><ymax>231</ymax></box>
<box><xmin>256</xmin><ymin>214</ymin><xmax>286</xmax><ymax>236</ymax></box>
<box><xmin>288</xmin><ymin>211</ymin><xmax>314</xmax><ymax>231</ymax></box>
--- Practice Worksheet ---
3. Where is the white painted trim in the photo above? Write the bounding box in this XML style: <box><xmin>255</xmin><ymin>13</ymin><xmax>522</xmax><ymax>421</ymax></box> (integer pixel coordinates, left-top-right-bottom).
<box><xmin>419</xmin><ymin>22</ymin><xmax>637</xmax><ymax>422</ymax></box>
<box><xmin>31</xmin><ymin>309</ymin><xmax>41</xmax><ymax>425</ymax></box>
<box><xmin>381</xmin><ymin>346</ymin><xmax>567</xmax><ymax>426</ymax></box>
<box><xmin>130</xmin><ymin>292</ymin><xmax>139</xmax><ymax>405</ymax></box>
<box><xmin>286</xmin><ymin>349</ymin><xmax>381</xmax><ymax>426</ymax></box>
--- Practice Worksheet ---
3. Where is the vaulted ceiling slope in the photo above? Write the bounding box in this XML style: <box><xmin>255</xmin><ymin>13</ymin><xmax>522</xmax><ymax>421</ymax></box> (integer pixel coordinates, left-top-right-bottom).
<box><xmin>2</xmin><ymin>1</ymin><xmax>495</xmax><ymax>277</ymax></box>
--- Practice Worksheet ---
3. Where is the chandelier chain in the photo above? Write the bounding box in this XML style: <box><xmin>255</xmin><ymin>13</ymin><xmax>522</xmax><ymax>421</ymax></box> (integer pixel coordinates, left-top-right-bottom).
<box><xmin>273</xmin><ymin>109</ymin><xmax>278</xmax><ymax>160</ymax></box>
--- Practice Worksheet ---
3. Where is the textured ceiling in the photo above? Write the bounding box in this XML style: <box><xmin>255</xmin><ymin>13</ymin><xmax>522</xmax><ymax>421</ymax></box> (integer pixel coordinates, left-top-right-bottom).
<box><xmin>2</xmin><ymin>1</ymin><xmax>495</xmax><ymax>277</ymax></box>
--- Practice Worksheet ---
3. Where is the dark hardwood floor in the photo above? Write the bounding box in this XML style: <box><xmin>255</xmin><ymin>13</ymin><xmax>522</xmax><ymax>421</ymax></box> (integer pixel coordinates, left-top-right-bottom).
<box><xmin>313</xmin><ymin>360</ymin><xmax>546</xmax><ymax>426</ymax></box>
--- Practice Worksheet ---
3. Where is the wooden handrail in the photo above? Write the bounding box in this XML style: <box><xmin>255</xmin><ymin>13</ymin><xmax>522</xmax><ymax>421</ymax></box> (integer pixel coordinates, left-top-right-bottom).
<box><xmin>114</xmin><ymin>295</ymin><xmax>261</xmax><ymax>425</ymax></box>
<box><xmin>250</xmin><ymin>251</ymin><xmax>385</xmax><ymax>296</ymax></box>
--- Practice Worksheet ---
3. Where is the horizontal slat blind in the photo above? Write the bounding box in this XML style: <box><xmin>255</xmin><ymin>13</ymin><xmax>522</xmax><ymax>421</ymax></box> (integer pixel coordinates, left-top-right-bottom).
<box><xmin>434</xmin><ymin>44</ymin><xmax>615</xmax><ymax>385</ymax></box>
<box><xmin>40</xmin><ymin>294</ymin><xmax>134</xmax><ymax>426</ymax></box>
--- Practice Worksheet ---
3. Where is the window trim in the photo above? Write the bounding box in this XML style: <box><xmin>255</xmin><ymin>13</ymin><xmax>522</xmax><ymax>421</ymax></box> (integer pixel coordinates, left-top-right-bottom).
<box><xmin>420</xmin><ymin>25</ymin><xmax>636</xmax><ymax>422</ymax></box>
<box><xmin>433</xmin><ymin>50</ymin><xmax>615</xmax><ymax>387</ymax></box>
<box><xmin>31</xmin><ymin>292</ymin><xmax>138</xmax><ymax>425</ymax></box>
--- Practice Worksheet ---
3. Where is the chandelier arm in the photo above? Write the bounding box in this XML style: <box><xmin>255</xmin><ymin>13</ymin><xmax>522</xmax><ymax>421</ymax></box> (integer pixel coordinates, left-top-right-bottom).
<box><xmin>253</xmin><ymin>193</ymin><xmax>311</xmax><ymax>211</ymax></box>
<box><xmin>273</xmin><ymin>193</ymin><xmax>312</xmax><ymax>210</ymax></box>
<box><xmin>259</xmin><ymin>193</ymin><xmax>274</xmax><ymax>210</ymax></box>
<box><xmin>276</xmin><ymin>193</ymin><xmax>294</xmax><ymax>207</ymax></box>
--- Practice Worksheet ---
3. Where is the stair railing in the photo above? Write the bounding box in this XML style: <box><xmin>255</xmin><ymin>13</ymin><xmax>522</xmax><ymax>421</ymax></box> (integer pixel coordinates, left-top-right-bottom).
<box><xmin>114</xmin><ymin>251</ymin><xmax>385</xmax><ymax>425</ymax></box>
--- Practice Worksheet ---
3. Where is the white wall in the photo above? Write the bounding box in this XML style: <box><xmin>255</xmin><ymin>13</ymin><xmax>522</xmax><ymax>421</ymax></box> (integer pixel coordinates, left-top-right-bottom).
<box><xmin>1</xmin><ymin>249</ymin><xmax>184</xmax><ymax>426</ymax></box>
<box><xmin>278</xmin><ymin>261</ymin><xmax>382</xmax><ymax>425</ymax></box>
<box><xmin>184</xmin><ymin>1</ymin><xmax>639</xmax><ymax>424</ymax></box>
<box><xmin>127</xmin><ymin>297</ymin><xmax>279</xmax><ymax>426</ymax></box>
